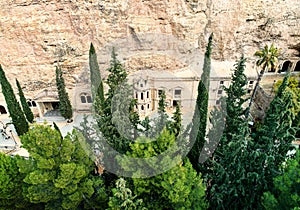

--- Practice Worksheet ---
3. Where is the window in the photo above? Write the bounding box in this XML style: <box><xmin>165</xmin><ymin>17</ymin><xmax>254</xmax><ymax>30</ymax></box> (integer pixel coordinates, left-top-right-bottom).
<box><xmin>27</xmin><ymin>100</ymin><xmax>37</xmax><ymax>107</ymax></box>
<box><xmin>147</xmin><ymin>91</ymin><xmax>149</xmax><ymax>98</ymax></box>
<box><xmin>147</xmin><ymin>104</ymin><xmax>150</xmax><ymax>109</ymax></box>
<box><xmin>217</xmin><ymin>89</ymin><xmax>223</xmax><ymax>95</ymax></box>
<box><xmin>141</xmin><ymin>92</ymin><xmax>144</xmax><ymax>100</ymax></box>
<box><xmin>81</xmin><ymin>95</ymin><xmax>87</xmax><ymax>103</ymax></box>
<box><xmin>247</xmin><ymin>89</ymin><xmax>252</xmax><ymax>94</ymax></box>
<box><xmin>80</xmin><ymin>93</ymin><xmax>92</xmax><ymax>104</ymax></box>
<box><xmin>174</xmin><ymin>89</ymin><xmax>181</xmax><ymax>98</ymax></box>
<box><xmin>249</xmin><ymin>81</ymin><xmax>254</xmax><ymax>85</ymax></box>
<box><xmin>135</xmin><ymin>92</ymin><xmax>138</xmax><ymax>99</ymax></box>
<box><xmin>220</xmin><ymin>81</ymin><xmax>224</xmax><ymax>85</ymax></box>
<box><xmin>216</xmin><ymin>100</ymin><xmax>220</xmax><ymax>105</ymax></box>
<box><xmin>158</xmin><ymin>90</ymin><xmax>163</xmax><ymax>96</ymax></box>
<box><xmin>141</xmin><ymin>105</ymin><xmax>144</xmax><ymax>110</ymax></box>
<box><xmin>140</xmin><ymin>83</ymin><xmax>143</xmax><ymax>87</ymax></box>
<box><xmin>87</xmin><ymin>96</ymin><xmax>92</xmax><ymax>103</ymax></box>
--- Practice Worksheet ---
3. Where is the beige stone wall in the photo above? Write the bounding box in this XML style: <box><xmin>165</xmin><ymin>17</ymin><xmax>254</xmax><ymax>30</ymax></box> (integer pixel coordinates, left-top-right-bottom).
<box><xmin>0</xmin><ymin>0</ymin><xmax>299</xmax><ymax>114</ymax></box>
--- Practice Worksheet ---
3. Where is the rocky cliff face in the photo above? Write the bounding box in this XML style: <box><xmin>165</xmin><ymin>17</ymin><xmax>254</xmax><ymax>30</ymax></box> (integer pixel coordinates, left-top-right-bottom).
<box><xmin>0</xmin><ymin>0</ymin><xmax>299</xmax><ymax>94</ymax></box>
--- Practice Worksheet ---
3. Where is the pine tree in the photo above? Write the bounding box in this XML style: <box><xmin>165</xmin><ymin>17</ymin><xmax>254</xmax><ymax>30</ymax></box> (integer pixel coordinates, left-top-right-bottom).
<box><xmin>18</xmin><ymin>125</ymin><xmax>107</xmax><ymax>209</ymax></box>
<box><xmin>188</xmin><ymin>33</ymin><xmax>213</xmax><ymax>172</ymax></box>
<box><xmin>170</xmin><ymin>102</ymin><xmax>182</xmax><ymax>137</ymax></box>
<box><xmin>16</xmin><ymin>79</ymin><xmax>34</xmax><ymax>123</ymax></box>
<box><xmin>251</xmin><ymin>71</ymin><xmax>296</xmax><ymax>196</ymax></box>
<box><xmin>207</xmin><ymin>56</ymin><xmax>256</xmax><ymax>209</ymax></box>
<box><xmin>55</xmin><ymin>66</ymin><xmax>73</xmax><ymax>120</ymax></box>
<box><xmin>0</xmin><ymin>65</ymin><xmax>28</xmax><ymax>135</ymax></box>
<box><xmin>89</xmin><ymin>43</ymin><xmax>104</xmax><ymax>114</ymax></box>
<box><xmin>119</xmin><ymin>129</ymin><xmax>208</xmax><ymax>209</ymax></box>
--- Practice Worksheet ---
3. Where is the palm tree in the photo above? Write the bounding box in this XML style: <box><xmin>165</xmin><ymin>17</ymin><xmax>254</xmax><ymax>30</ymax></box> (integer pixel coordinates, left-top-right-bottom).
<box><xmin>245</xmin><ymin>43</ymin><xmax>281</xmax><ymax>118</ymax></box>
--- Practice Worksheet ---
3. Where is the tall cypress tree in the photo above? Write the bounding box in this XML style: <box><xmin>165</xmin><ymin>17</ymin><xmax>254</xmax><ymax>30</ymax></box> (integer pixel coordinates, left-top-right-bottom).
<box><xmin>0</xmin><ymin>65</ymin><xmax>28</xmax><ymax>136</ymax></box>
<box><xmin>55</xmin><ymin>66</ymin><xmax>73</xmax><ymax>120</ymax></box>
<box><xmin>188</xmin><ymin>33</ymin><xmax>213</xmax><ymax>172</ymax></box>
<box><xmin>16</xmin><ymin>79</ymin><xmax>34</xmax><ymax>123</ymax></box>
<box><xmin>89</xmin><ymin>43</ymin><xmax>104</xmax><ymax>114</ymax></box>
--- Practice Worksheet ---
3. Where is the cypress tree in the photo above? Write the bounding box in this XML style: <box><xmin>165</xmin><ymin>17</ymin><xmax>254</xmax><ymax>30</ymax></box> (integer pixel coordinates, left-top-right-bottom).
<box><xmin>89</xmin><ymin>43</ymin><xmax>104</xmax><ymax>114</ymax></box>
<box><xmin>0</xmin><ymin>65</ymin><xmax>28</xmax><ymax>135</ymax></box>
<box><xmin>16</xmin><ymin>79</ymin><xmax>34</xmax><ymax>123</ymax></box>
<box><xmin>170</xmin><ymin>102</ymin><xmax>182</xmax><ymax>137</ymax></box>
<box><xmin>55</xmin><ymin>66</ymin><xmax>73</xmax><ymax>120</ymax></box>
<box><xmin>188</xmin><ymin>33</ymin><xmax>213</xmax><ymax>172</ymax></box>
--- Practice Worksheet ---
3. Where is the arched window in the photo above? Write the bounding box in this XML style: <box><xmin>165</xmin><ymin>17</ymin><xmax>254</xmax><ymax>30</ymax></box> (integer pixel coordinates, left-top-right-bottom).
<box><xmin>141</xmin><ymin>105</ymin><xmax>144</xmax><ymax>110</ymax></box>
<box><xmin>147</xmin><ymin>104</ymin><xmax>150</xmax><ymax>109</ymax></box>
<box><xmin>294</xmin><ymin>61</ymin><xmax>300</xmax><ymax>72</ymax></box>
<box><xmin>147</xmin><ymin>91</ymin><xmax>149</xmax><ymax>99</ymax></box>
<box><xmin>27</xmin><ymin>99</ymin><xmax>37</xmax><ymax>107</ymax></box>
<box><xmin>280</xmin><ymin>61</ymin><xmax>292</xmax><ymax>72</ymax></box>
<box><xmin>80</xmin><ymin>93</ymin><xmax>93</xmax><ymax>103</ymax></box>
<box><xmin>141</xmin><ymin>92</ymin><xmax>144</xmax><ymax>100</ymax></box>
<box><xmin>0</xmin><ymin>105</ymin><xmax>7</xmax><ymax>114</ymax></box>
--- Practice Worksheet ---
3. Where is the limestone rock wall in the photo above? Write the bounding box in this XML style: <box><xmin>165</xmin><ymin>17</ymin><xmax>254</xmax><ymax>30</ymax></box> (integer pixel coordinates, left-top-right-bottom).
<box><xmin>0</xmin><ymin>0</ymin><xmax>299</xmax><ymax>95</ymax></box>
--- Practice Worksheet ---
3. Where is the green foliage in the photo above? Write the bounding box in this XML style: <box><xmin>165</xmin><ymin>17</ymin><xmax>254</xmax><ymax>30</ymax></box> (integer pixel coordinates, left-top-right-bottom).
<box><xmin>274</xmin><ymin>75</ymin><xmax>300</xmax><ymax>136</ymax></box>
<box><xmin>16</xmin><ymin>79</ymin><xmax>34</xmax><ymax>123</ymax></box>
<box><xmin>0</xmin><ymin>153</ymin><xmax>34</xmax><ymax>209</ymax></box>
<box><xmin>170</xmin><ymin>103</ymin><xmax>182</xmax><ymax>137</ymax></box>
<box><xmin>89</xmin><ymin>43</ymin><xmax>105</xmax><ymax>114</ymax></box>
<box><xmin>188</xmin><ymin>33</ymin><xmax>213</xmax><ymax>172</ymax></box>
<box><xmin>108</xmin><ymin>178</ymin><xmax>146</xmax><ymax>210</ymax></box>
<box><xmin>119</xmin><ymin>129</ymin><xmax>208</xmax><ymax>209</ymax></box>
<box><xmin>55</xmin><ymin>66</ymin><xmax>73</xmax><ymax>120</ymax></box>
<box><xmin>207</xmin><ymin>56</ymin><xmax>260</xmax><ymax>209</ymax></box>
<box><xmin>0</xmin><ymin>65</ymin><xmax>28</xmax><ymax>135</ymax></box>
<box><xmin>262</xmin><ymin>149</ymin><xmax>300</xmax><ymax>210</ymax></box>
<box><xmin>18</xmin><ymin>125</ymin><xmax>106</xmax><ymax>209</ymax></box>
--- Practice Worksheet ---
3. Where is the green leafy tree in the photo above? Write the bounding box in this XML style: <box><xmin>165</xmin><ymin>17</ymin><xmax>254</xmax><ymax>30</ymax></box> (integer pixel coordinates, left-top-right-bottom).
<box><xmin>108</xmin><ymin>178</ymin><xmax>146</xmax><ymax>210</ymax></box>
<box><xmin>89</xmin><ymin>43</ymin><xmax>105</xmax><ymax>114</ymax></box>
<box><xmin>55</xmin><ymin>66</ymin><xmax>73</xmax><ymax>120</ymax></box>
<box><xmin>119</xmin><ymin>129</ymin><xmax>208</xmax><ymax>209</ymax></box>
<box><xmin>188</xmin><ymin>33</ymin><xmax>213</xmax><ymax>172</ymax></box>
<box><xmin>262</xmin><ymin>149</ymin><xmax>300</xmax><ymax>210</ymax></box>
<box><xmin>246</xmin><ymin>43</ymin><xmax>281</xmax><ymax>117</ymax></box>
<box><xmin>16</xmin><ymin>79</ymin><xmax>34</xmax><ymax>123</ymax></box>
<box><xmin>0</xmin><ymin>153</ymin><xmax>38</xmax><ymax>209</ymax></box>
<box><xmin>274</xmin><ymin>75</ymin><xmax>300</xmax><ymax>137</ymax></box>
<box><xmin>18</xmin><ymin>125</ymin><xmax>106</xmax><ymax>210</ymax></box>
<box><xmin>0</xmin><ymin>65</ymin><xmax>28</xmax><ymax>135</ymax></box>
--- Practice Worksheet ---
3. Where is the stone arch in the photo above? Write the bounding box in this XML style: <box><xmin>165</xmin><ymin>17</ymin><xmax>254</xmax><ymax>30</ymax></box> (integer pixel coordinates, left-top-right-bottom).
<box><xmin>0</xmin><ymin>105</ymin><xmax>7</xmax><ymax>114</ymax></box>
<box><xmin>294</xmin><ymin>60</ymin><xmax>300</xmax><ymax>72</ymax></box>
<box><xmin>280</xmin><ymin>60</ymin><xmax>292</xmax><ymax>72</ymax></box>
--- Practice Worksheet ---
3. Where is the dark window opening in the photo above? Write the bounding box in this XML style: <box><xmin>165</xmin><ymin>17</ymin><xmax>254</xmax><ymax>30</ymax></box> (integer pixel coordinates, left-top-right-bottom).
<box><xmin>280</xmin><ymin>61</ymin><xmax>292</xmax><ymax>72</ymax></box>
<box><xmin>140</xmin><ymin>83</ymin><xmax>143</xmax><ymax>87</ymax></box>
<box><xmin>141</xmin><ymin>93</ymin><xmax>144</xmax><ymax>100</ymax></box>
<box><xmin>87</xmin><ymin>96</ymin><xmax>92</xmax><ymax>103</ymax></box>
<box><xmin>217</xmin><ymin>90</ymin><xmax>223</xmax><ymax>94</ymax></box>
<box><xmin>136</xmin><ymin>93</ymin><xmax>138</xmax><ymax>99</ymax></box>
<box><xmin>216</xmin><ymin>100</ymin><xmax>220</xmax><ymax>105</ymax></box>
<box><xmin>147</xmin><ymin>104</ymin><xmax>150</xmax><ymax>109</ymax></box>
<box><xmin>158</xmin><ymin>90</ymin><xmax>163</xmax><ymax>96</ymax></box>
<box><xmin>32</xmin><ymin>101</ymin><xmax>37</xmax><ymax>107</ymax></box>
<box><xmin>174</xmin><ymin>89</ymin><xmax>181</xmax><ymax>96</ymax></box>
<box><xmin>249</xmin><ymin>81</ymin><xmax>254</xmax><ymax>84</ymax></box>
<box><xmin>247</xmin><ymin>89</ymin><xmax>252</xmax><ymax>94</ymax></box>
<box><xmin>0</xmin><ymin>106</ymin><xmax>7</xmax><ymax>114</ymax></box>
<box><xmin>172</xmin><ymin>100</ymin><xmax>178</xmax><ymax>107</ymax></box>
<box><xmin>294</xmin><ymin>61</ymin><xmax>300</xmax><ymax>72</ymax></box>
<box><xmin>81</xmin><ymin>95</ymin><xmax>87</xmax><ymax>103</ymax></box>
<box><xmin>220</xmin><ymin>81</ymin><xmax>224</xmax><ymax>85</ymax></box>
<box><xmin>141</xmin><ymin>105</ymin><xmax>144</xmax><ymax>110</ymax></box>
<box><xmin>147</xmin><ymin>91</ymin><xmax>149</xmax><ymax>98</ymax></box>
